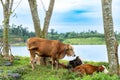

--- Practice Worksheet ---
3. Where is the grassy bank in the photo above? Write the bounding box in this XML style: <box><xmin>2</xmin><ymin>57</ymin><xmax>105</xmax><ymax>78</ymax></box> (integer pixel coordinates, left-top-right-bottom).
<box><xmin>0</xmin><ymin>56</ymin><xmax>120</xmax><ymax>80</ymax></box>
<box><xmin>63</xmin><ymin>37</ymin><xmax>105</xmax><ymax>45</ymax></box>
<box><xmin>10</xmin><ymin>37</ymin><xmax>106</xmax><ymax>46</ymax></box>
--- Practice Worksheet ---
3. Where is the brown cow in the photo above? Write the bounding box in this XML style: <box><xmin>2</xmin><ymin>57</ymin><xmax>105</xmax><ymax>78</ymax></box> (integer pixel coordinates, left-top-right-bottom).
<box><xmin>72</xmin><ymin>64</ymin><xmax>108</xmax><ymax>75</ymax></box>
<box><xmin>26</xmin><ymin>37</ymin><xmax>75</xmax><ymax>70</ymax></box>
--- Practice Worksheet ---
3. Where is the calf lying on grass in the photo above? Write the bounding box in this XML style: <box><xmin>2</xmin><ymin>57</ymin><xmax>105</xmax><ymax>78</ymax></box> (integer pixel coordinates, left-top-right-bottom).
<box><xmin>72</xmin><ymin>64</ymin><xmax>109</xmax><ymax>75</ymax></box>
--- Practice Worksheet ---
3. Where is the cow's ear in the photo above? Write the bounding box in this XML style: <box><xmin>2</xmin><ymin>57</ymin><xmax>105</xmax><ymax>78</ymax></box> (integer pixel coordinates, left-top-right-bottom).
<box><xmin>65</xmin><ymin>44</ymin><xmax>68</xmax><ymax>50</ymax></box>
<box><xmin>67</xmin><ymin>44</ymin><xmax>71</xmax><ymax>49</ymax></box>
<box><xmin>98</xmin><ymin>66</ymin><xmax>104</xmax><ymax>72</ymax></box>
<box><xmin>28</xmin><ymin>46</ymin><xmax>38</xmax><ymax>50</ymax></box>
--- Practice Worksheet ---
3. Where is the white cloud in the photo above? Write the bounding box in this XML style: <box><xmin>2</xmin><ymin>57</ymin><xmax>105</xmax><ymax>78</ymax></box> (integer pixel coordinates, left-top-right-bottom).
<box><xmin>53</xmin><ymin>0</ymin><xmax>101</xmax><ymax>13</ymax></box>
<box><xmin>0</xmin><ymin>0</ymin><xmax>120</xmax><ymax>33</ymax></box>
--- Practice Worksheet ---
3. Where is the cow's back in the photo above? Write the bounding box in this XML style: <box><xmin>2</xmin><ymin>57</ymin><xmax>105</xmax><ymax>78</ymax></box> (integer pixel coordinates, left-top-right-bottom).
<box><xmin>72</xmin><ymin>64</ymin><xmax>99</xmax><ymax>75</ymax></box>
<box><xmin>27</xmin><ymin>37</ymin><xmax>45</xmax><ymax>49</ymax></box>
<box><xmin>37</xmin><ymin>39</ymin><xmax>60</xmax><ymax>55</ymax></box>
<box><xmin>27</xmin><ymin>37</ymin><xmax>61</xmax><ymax>56</ymax></box>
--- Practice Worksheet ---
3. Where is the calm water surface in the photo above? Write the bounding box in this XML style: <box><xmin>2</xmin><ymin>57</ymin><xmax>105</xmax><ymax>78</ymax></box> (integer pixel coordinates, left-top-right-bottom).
<box><xmin>11</xmin><ymin>45</ymin><xmax>120</xmax><ymax>63</ymax></box>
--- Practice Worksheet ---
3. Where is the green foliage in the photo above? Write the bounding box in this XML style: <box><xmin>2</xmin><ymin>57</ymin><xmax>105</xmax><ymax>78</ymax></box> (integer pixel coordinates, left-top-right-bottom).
<box><xmin>0</xmin><ymin>24</ymin><xmax>35</xmax><ymax>44</ymax></box>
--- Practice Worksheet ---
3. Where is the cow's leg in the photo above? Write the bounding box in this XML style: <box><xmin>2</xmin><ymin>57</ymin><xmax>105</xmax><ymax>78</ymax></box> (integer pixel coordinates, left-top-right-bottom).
<box><xmin>43</xmin><ymin>57</ymin><xmax>47</xmax><ymax>65</ymax></box>
<box><xmin>56</xmin><ymin>59</ymin><xmax>59</xmax><ymax>69</ymax></box>
<box><xmin>52</xmin><ymin>59</ymin><xmax>54</xmax><ymax>70</ymax></box>
<box><xmin>30</xmin><ymin>51</ymin><xmax>35</xmax><ymax>70</ymax></box>
<box><xmin>35</xmin><ymin>56</ymin><xmax>41</xmax><ymax>65</ymax></box>
<box><xmin>39</xmin><ymin>57</ymin><xmax>45</xmax><ymax>65</ymax></box>
<box><xmin>51</xmin><ymin>58</ymin><xmax>55</xmax><ymax>70</ymax></box>
<box><xmin>44</xmin><ymin>57</ymin><xmax>51</xmax><ymax>66</ymax></box>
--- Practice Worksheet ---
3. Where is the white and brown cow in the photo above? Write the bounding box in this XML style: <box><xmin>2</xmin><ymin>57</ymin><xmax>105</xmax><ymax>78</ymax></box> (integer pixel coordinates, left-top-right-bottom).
<box><xmin>72</xmin><ymin>64</ymin><xmax>109</xmax><ymax>75</ymax></box>
<box><xmin>26</xmin><ymin>37</ymin><xmax>75</xmax><ymax>70</ymax></box>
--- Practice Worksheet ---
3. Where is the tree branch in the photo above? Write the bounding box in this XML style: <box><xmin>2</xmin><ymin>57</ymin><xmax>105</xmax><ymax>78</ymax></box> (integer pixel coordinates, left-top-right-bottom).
<box><xmin>12</xmin><ymin>0</ymin><xmax>22</xmax><ymax>13</ymax></box>
<box><xmin>0</xmin><ymin>0</ymin><xmax>4</xmax><ymax>7</ymax></box>
<box><xmin>28</xmin><ymin>0</ymin><xmax>42</xmax><ymax>37</ymax></box>
<box><xmin>9</xmin><ymin>0</ymin><xmax>14</xmax><ymax>13</ymax></box>
<box><xmin>43</xmin><ymin>0</ymin><xmax>55</xmax><ymax>38</ymax></box>
<box><xmin>40</xmin><ymin>0</ymin><xmax>46</xmax><ymax>12</ymax></box>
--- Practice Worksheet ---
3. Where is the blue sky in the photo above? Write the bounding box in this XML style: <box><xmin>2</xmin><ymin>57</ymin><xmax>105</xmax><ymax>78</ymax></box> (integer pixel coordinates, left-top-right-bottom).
<box><xmin>0</xmin><ymin>0</ymin><xmax>120</xmax><ymax>33</ymax></box>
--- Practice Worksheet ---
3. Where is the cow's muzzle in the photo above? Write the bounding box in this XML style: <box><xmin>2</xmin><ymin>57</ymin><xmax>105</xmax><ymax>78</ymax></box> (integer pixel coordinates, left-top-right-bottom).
<box><xmin>72</xmin><ymin>54</ymin><xmax>76</xmax><ymax>57</ymax></box>
<box><xmin>71</xmin><ymin>51</ymin><xmax>76</xmax><ymax>57</ymax></box>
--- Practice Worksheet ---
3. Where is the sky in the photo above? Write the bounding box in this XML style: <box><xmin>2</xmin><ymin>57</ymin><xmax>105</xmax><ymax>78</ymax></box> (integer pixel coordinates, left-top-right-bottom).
<box><xmin>0</xmin><ymin>0</ymin><xmax>120</xmax><ymax>33</ymax></box>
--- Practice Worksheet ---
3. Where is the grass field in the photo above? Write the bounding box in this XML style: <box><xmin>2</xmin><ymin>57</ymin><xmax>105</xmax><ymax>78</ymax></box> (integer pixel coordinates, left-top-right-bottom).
<box><xmin>0</xmin><ymin>56</ymin><xmax>120</xmax><ymax>80</ymax></box>
<box><xmin>63</xmin><ymin>37</ymin><xmax>105</xmax><ymax>45</ymax></box>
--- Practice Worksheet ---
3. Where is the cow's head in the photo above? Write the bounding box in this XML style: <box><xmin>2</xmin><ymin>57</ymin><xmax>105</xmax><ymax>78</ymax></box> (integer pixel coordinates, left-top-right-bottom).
<box><xmin>65</xmin><ymin>45</ymin><xmax>75</xmax><ymax>57</ymax></box>
<box><xmin>69</xmin><ymin>56</ymin><xmax>82</xmax><ymax>67</ymax></box>
<box><xmin>98</xmin><ymin>65</ymin><xmax>109</xmax><ymax>74</ymax></box>
<box><xmin>66</xmin><ymin>56</ymin><xmax>83</xmax><ymax>70</ymax></box>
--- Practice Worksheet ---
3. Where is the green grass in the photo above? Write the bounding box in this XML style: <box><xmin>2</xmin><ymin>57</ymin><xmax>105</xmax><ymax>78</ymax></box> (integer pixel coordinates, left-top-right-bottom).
<box><xmin>0</xmin><ymin>56</ymin><xmax>119</xmax><ymax>80</ymax></box>
<box><xmin>0</xmin><ymin>56</ymin><xmax>30</xmax><ymax>75</ymax></box>
<box><xmin>22</xmin><ymin>65</ymin><xmax>120</xmax><ymax>80</ymax></box>
<box><xmin>63</xmin><ymin>37</ymin><xmax>105</xmax><ymax>45</ymax></box>
<box><xmin>82</xmin><ymin>73</ymin><xmax>120</xmax><ymax>80</ymax></box>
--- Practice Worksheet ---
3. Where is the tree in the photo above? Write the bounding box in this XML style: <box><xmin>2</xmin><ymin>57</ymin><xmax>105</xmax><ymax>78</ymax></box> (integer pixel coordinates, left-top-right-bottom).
<box><xmin>42</xmin><ymin>0</ymin><xmax>55</xmax><ymax>38</ymax></box>
<box><xmin>101</xmin><ymin>0</ymin><xmax>119</xmax><ymax>75</ymax></box>
<box><xmin>28</xmin><ymin>0</ymin><xmax>42</xmax><ymax>37</ymax></box>
<box><xmin>50</xmin><ymin>29</ymin><xmax>55</xmax><ymax>35</ymax></box>
<box><xmin>0</xmin><ymin>0</ymin><xmax>14</xmax><ymax>56</ymax></box>
<box><xmin>28</xmin><ymin>0</ymin><xmax>55</xmax><ymax>38</ymax></box>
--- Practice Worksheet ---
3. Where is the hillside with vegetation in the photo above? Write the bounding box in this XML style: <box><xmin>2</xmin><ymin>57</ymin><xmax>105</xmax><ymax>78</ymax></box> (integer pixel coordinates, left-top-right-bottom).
<box><xmin>0</xmin><ymin>25</ymin><xmax>120</xmax><ymax>45</ymax></box>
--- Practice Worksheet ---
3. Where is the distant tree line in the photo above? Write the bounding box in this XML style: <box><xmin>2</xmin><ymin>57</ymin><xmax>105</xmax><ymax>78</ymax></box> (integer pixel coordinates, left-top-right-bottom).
<box><xmin>48</xmin><ymin>29</ymin><xmax>120</xmax><ymax>42</ymax></box>
<box><xmin>0</xmin><ymin>25</ymin><xmax>120</xmax><ymax>43</ymax></box>
<box><xmin>0</xmin><ymin>24</ymin><xmax>35</xmax><ymax>43</ymax></box>
<box><xmin>48</xmin><ymin>29</ymin><xmax>104</xmax><ymax>41</ymax></box>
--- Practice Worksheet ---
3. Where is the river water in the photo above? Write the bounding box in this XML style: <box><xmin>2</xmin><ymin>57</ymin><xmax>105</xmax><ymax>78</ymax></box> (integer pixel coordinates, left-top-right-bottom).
<box><xmin>11</xmin><ymin>45</ymin><xmax>120</xmax><ymax>63</ymax></box>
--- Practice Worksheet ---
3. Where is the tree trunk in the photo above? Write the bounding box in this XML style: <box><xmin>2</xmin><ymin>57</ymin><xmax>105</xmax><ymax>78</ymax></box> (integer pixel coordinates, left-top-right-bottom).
<box><xmin>43</xmin><ymin>0</ymin><xmax>55</xmax><ymax>38</ymax></box>
<box><xmin>3</xmin><ymin>17</ymin><xmax>9</xmax><ymax>56</ymax></box>
<box><xmin>0</xmin><ymin>0</ymin><xmax>13</xmax><ymax>56</ymax></box>
<box><xmin>101</xmin><ymin>0</ymin><xmax>119</xmax><ymax>75</ymax></box>
<box><xmin>28</xmin><ymin>0</ymin><xmax>42</xmax><ymax>37</ymax></box>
